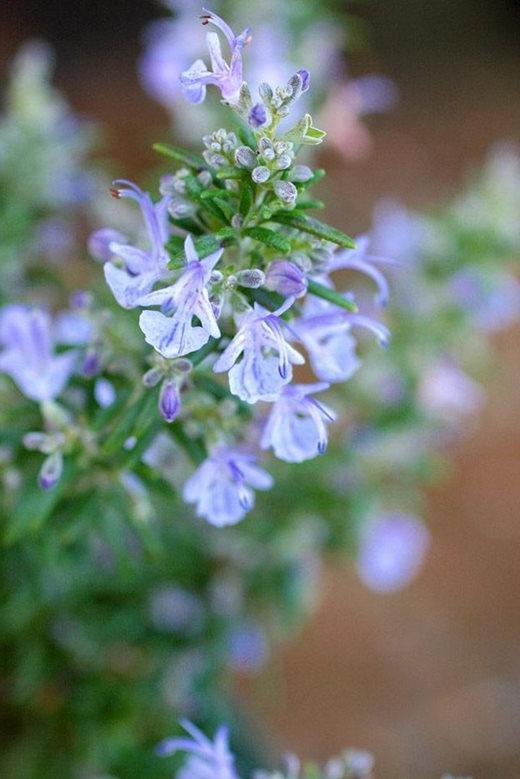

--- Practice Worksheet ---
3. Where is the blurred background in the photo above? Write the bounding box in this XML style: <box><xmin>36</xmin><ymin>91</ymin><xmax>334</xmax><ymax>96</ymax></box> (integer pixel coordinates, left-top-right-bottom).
<box><xmin>1</xmin><ymin>1</ymin><xmax>519</xmax><ymax>777</ymax></box>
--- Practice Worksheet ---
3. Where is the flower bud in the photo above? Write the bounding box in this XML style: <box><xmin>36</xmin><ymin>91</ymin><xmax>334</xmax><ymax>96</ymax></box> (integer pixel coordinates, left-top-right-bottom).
<box><xmin>168</xmin><ymin>199</ymin><xmax>195</xmax><ymax>219</ymax></box>
<box><xmin>159</xmin><ymin>380</ymin><xmax>181</xmax><ymax>423</ymax></box>
<box><xmin>94</xmin><ymin>378</ymin><xmax>116</xmax><ymax>408</ymax></box>
<box><xmin>236</xmin><ymin>269</ymin><xmax>266</xmax><ymax>289</ymax></box>
<box><xmin>82</xmin><ymin>349</ymin><xmax>101</xmax><ymax>377</ymax></box>
<box><xmin>274</xmin><ymin>153</ymin><xmax>292</xmax><ymax>170</ymax></box>
<box><xmin>173</xmin><ymin>359</ymin><xmax>193</xmax><ymax>375</ymax></box>
<box><xmin>273</xmin><ymin>179</ymin><xmax>298</xmax><ymax>205</ymax></box>
<box><xmin>142</xmin><ymin>368</ymin><xmax>163</xmax><ymax>388</ymax></box>
<box><xmin>23</xmin><ymin>432</ymin><xmax>49</xmax><ymax>451</ymax></box>
<box><xmin>248</xmin><ymin>103</ymin><xmax>268</xmax><ymax>128</ymax></box>
<box><xmin>69</xmin><ymin>290</ymin><xmax>92</xmax><ymax>310</ymax></box>
<box><xmin>266</xmin><ymin>260</ymin><xmax>307</xmax><ymax>298</ymax></box>
<box><xmin>197</xmin><ymin>170</ymin><xmax>213</xmax><ymax>187</ymax></box>
<box><xmin>234</xmin><ymin>146</ymin><xmax>256</xmax><ymax>169</ymax></box>
<box><xmin>88</xmin><ymin>228</ymin><xmax>127</xmax><ymax>262</ymax></box>
<box><xmin>251</xmin><ymin>166</ymin><xmax>270</xmax><ymax>184</ymax></box>
<box><xmin>289</xmin><ymin>164</ymin><xmax>313</xmax><ymax>183</ymax></box>
<box><xmin>38</xmin><ymin>451</ymin><xmax>63</xmax><ymax>491</ymax></box>
<box><xmin>41</xmin><ymin>400</ymin><xmax>71</xmax><ymax>429</ymax></box>
<box><xmin>258</xmin><ymin>82</ymin><xmax>273</xmax><ymax>103</ymax></box>
<box><xmin>297</xmin><ymin>68</ymin><xmax>311</xmax><ymax>92</ymax></box>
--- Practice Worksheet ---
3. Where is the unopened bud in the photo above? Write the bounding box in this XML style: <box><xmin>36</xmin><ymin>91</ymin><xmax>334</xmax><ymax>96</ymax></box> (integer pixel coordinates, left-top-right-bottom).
<box><xmin>252</xmin><ymin>166</ymin><xmax>270</xmax><ymax>184</ymax></box>
<box><xmin>23</xmin><ymin>432</ymin><xmax>50</xmax><ymax>452</ymax></box>
<box><xmin>94</xmin><ymin>378</ymin><xmax>116</xmax><ymax>408</ymax></box>
<box><xmin>297</xmin><ymin>68</ymin><xmax>311</xmax><ymax>92</ymax></box>
<box><xmin>82</xmin><ymin>349</ymin><xmax>101</xmax><ymax>377</ymax></box>
<box><xmin>275</xmin><ymin>154</ymin><xmax>292</xmax><ymax>170</ymax></box>
<box><xmin>234</xmin><ymin>146</ymin><xmax>256</xmax><ymax>169</ymax></box>
<box><xmin>142</xmin><ymin>368</ymin><xmax>163</xmax><ymax>388</ymax></box>
<box><xmin>159</xmin><ymin>380</ymin><xmax>181</xmax><ymax>423</ymax></box>
<box><xmin>173</xmin><ymin>359</ymin><xmax>193</xmax><ymax>375</ymax></box>
<box><xmin>38</xmin><ymin>450</ymin><xmax>63</xmax><ymax>491</ymax></box>
<box><xmin>236</xmin><ymin>269</ymin><xmax>266</xmax><ymax>289</ymax></box>
<box><xmin>289</xmin><ymin>164</ymin><xmax>313</xmax><ymax>183</ymax></box>
<box><xmin>248</xmin><ymin>103</ymin><xmax>268</xmax><ymax>128</ymax></box>
<box><xmin>273</xmin><ymin>179</ymin><xmax>298</xmax><ymax>205</ymax></box>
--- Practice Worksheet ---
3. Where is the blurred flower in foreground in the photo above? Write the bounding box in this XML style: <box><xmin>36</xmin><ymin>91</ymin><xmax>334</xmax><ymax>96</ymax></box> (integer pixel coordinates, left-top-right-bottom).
<box><xmin>157</xmin><ymin>719</ymin><xmax>238</xmax><ymax>779</ymax></box>
<box><xmin>356</xmin><ymin>514</ymin><xmax>430</xmax><ymax>592</ymax></box>
<box><xmin>0</xmin><ymin>305</ymin><xmax>78</xmax><ymax>402</ymax></box>
<box><xmin>159</xmin><ymin>720</ymin><xmax>469</xmax><ymax>777</ymax></box>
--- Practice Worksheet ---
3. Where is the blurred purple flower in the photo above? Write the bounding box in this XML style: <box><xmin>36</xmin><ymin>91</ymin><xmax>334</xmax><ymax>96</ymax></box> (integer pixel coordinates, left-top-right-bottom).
<box><xmin>292</xmin><ymin>309</ymin><xmax>389</xmax><ymax>384</ymax></box>
<box><xmin>140</xmin><ymin>14</ymin><xmax>198</xmax><ymax>108</ymax></box>
<box><xmin>157</xmin><ymin>720</ymin><xmax>238</xmax><ymax>779</ymax></box>
<box><xmin>369</xmin><ymin>199</ymin><xmax>421</xmax><ymax>267</ymax></box>
<box><xmin>329</xmin><ymin>234</ymin><xmax>395</xmax><ymax>307</ymax></box>
<box><xmin>100</xmin><ymin>180</ymin><xmax>171</xmax><ymax>309</ymax></box>
<box><xmin>228</xmin><ymin>621</ymin><xmax>268</xmax><ymax>672</ymax></box>
<box><xmin>265</xmin><ymin>260</ymin><xmax>308</xmax><ymax>299</ymax></box>
<box><xmin>139</xmin><ymin>235</ymin><xmax>222</xmax><ymax>358</ymax></box>
<box><xmin>88</xmin><ymin>227</ymin><xmax>128</xmax><ymax>263</ymax></box>
<box><xmin>450</xmin><ymin>268</ymin><xmax>520</xmax><ymax>332</ymax></box>
<box><xmin>0</xmin><ymin>305</ymin><xmax>77</xmax><ymax>402</ymax></box>
<box><xmin>261</xmin><ymin>382</ymin><xmax>335</xmax><ymax>463</ymax></box>
<box><xmin>35</xmin><ymin>218</ymin><xmax>75</xmax><ymax>262</ymax></box>
<box><xmin>357</xmin><ymin>514</ymin><xmax>430</xmax><ymax>592</ymax></box>
<box><xmin>183</xmin><ymin>447</ymin><xmax>273</xmax><ymax>527</ymax></box>
<box><xmin>180</xmin><ymin>10</ymin><xmax>251</xmax><ymax>105</ymax></box>
<box><xmin>417</xmin><ymin>358</ymin><xmax>485</xmax><ymax>420</ymax></box>
<box><xmin>94</xmin><ymin>378</ymin><xmax>116</xmax><ymax>408</ymax></box>
<box><xmin>213</xmin><ymin>299</ymin><xmax>304</xmax><ymax>404</ymax></box>
<box><xmin>149</xmin><ymin>586</ymin><xmax>205</xmax><ymax>635</ymax></box>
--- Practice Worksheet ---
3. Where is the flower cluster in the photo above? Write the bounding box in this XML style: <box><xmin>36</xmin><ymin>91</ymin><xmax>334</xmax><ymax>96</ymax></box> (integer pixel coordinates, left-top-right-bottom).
<box><xmin>158</xmin><ymin>720</ymin><xmax>471</xmax><ymax>779</ymax></box>
<box><xmin>140</xmin><ymin>1</ymin><xmax>397</xmax><ymax>160</ymax></box>
<box><xmin>0</xmin><ymin>41</ymin><xmax>95</xmax><ymax>289</ymax></box>
<box><xmin>90</xmin><ymin>10</ymin><xmax>391</xmax><ymax>527</ymax></box>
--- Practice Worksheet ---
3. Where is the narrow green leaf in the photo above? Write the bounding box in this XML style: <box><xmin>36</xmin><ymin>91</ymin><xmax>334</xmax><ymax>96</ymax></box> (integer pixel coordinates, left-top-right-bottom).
<box><xmin>211</xmin><ymin>197</ymin><xmax>235</xmax><ymax>222</ymax></box>
<box><xmin>269</xmin><ymin>213</ymin><xmax>356</xmax><ymax>248</ymax></box>
<box><xmin>243</xmin><ymin>226</ymin><xmax>291</xmax><ymax>254</ymax></box>
<box><xmin>199</xmin><ymin>197</ymin><xmax>228</xmax><ymax>224</ymax></box>
<box><xmin>168</xmin><ymin>423</ymin><xmax>207</xmax><ymax>465</ymax></box>
<box><xmin>184</xmin><ymin>175</ymin><xmax>204</xmax><ymax>199</ymax></box>
<box><xmin>295</xmin><ymin>198</ymin><xmax>325</xmax><ymax>210</ymax></box>
<box><xmin>247</xmin><ymin>287</ymin><xmax>285</xmax><ymax>311</ymax></box>
<box><xmin>200</xmin><ymin>188</ymin><xmax>237</xmax><ymax>204</ymax></box>
<box><xmin>238</xmin><ymin>124</ymin><xmax>257</xmax><ymax>149</ymax></box>
<box><xmin>239</xmin><ymin>182</ymin><xmax>254</xmax><ymax>218</ymax></box>
<box><xmin>194</xmin><ymin>375</ymin><xmax>252</xmax><ymax>417</ymax></box>
<box><xmin>307</xmin><ymin>278</ymin><xmax>358</xmax><ymax>312</ymax></box>
<box><xmin>167</xmin><ymin>215</ymin><xmax>204</xmax><ymax>235</ymax></box>
<box><xmin>168</xmin><ymin>234</ymin><xmax>221</xmax><ymax>265</ymax></box>
<box><xmin>153</xmin><ymin>142</ymin><xmax>206</xmax><ymax>170</ymax></box>
<box><xmin>215</xmin><ymin>226</ymin><xmax>236</xmax><ymax>241</ymax></box>
<box><xmin>215</xmin><ymin>166</ymin><xmax>245</xmax><ymax>180</ymax></box>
